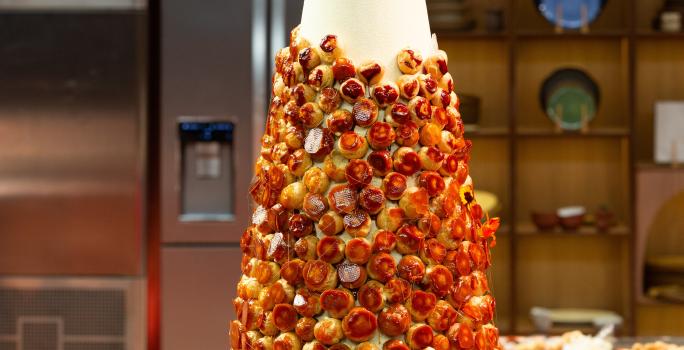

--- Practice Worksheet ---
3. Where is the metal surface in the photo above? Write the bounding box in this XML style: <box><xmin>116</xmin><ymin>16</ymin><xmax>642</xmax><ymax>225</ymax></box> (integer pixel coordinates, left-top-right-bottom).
<box><xmin>160</xmin><ymin>0</ymin><xmax>252</xmax><ymax>243</ymax></box>
<box><xmin>0</xmin><ymin>277</ymin><xmax>146</xmax><ymax>350</ymax></box>
<box><xmin>161</xmin><ymin>247</ymin><xmax>241</xmax><ymax>350</ymax></box>
<box><xmin>0</xmin><ymin>0</ymin><xmax>146</xmax><ymax>11</ymax></box>
<box><xmin>0</xmin><ymin>12</ymin><xmax>147</xmax><ymax>275</ymax></box>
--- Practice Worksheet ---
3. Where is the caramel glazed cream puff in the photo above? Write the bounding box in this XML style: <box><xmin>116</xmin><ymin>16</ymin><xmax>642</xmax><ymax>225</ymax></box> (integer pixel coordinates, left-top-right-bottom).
<box><xmin>233</xmin><ymin>27</ymin><xmax>503</xmax><ymax>350</ymax></box>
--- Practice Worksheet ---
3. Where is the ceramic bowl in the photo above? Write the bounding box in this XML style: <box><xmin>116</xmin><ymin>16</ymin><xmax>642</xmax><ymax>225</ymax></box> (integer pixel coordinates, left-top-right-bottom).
<box><xmin>557</xmin><ymin>206</ymin><xmax>586</xmax><ymax>231</ymax></box>
<box><xmin>531</xmin><ymin>211</ymin><xmax>560</xmax><ymax>231</ymax></box>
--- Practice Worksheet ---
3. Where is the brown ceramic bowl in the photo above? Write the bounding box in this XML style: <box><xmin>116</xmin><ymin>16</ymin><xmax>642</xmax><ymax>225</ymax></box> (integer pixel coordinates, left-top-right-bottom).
<box><xmin>558</xmin><ymin>215</ymin><xmax>584</xmax><ymax>231</ymax></box>
<box><xmin>557</xmin><ymin>206</ymin><xmax>587</xmax><ymax>231</ymax></box>
<box><xmin>531</xmin><ymin>211</ymin><xmax>559</xmax><ymax>231</ymax></box>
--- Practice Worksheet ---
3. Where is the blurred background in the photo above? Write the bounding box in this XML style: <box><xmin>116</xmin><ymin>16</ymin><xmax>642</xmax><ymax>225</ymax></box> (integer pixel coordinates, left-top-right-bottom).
<box><xmin>0</xmin><ymin>0</ymin><xmax>683</xmax><ymax>349</ymax></box>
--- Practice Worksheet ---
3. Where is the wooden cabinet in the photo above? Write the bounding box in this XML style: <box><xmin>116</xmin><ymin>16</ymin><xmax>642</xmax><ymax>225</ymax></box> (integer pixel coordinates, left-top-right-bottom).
<box><xmin>438</xmin><ymin>0</ymin><xmax>684</xmax><ymax>335</ymax></box>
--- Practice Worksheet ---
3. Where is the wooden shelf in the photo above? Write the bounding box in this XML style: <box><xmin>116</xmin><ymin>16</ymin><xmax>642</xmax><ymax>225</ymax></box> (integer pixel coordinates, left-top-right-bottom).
<box><xmin>516</xmin><ymin>222</ymin><xmax>630</xmax><ymax>237</ymax></box>
<box><xmin>636</xmin><ymin>162</ymin><xmax>684</xmax><ymax>172</ymax></box>
<box><xmin>636</xmin><ymin>31</ymin><xmax>684</xmax><ymax>40</ymax></box>
<box><xmin>466</xmin><ymin>126</ymin><xmax>510</xmax><ymax>137</ymax></box>
<box><xmin>436</xmin><ymin>31</ymin><xmax>510</xmax><ymax>40</ymax></box>
<box><xmin>516</xmin><ymin>127</ymin><xmax>630</xmax><ymax>138</ymax></box>
<box><xmin>438</xmin><ymin>0</ymin><xmax>684</xmax><ymax>335</ymax></box>
<box><xmin>516</xmin><ymin>31</ymin><xmax>628</xmax><ymax>40</ymax></box>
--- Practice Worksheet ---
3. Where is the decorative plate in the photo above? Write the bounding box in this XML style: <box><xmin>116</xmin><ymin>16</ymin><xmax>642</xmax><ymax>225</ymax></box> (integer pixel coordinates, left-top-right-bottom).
<box><xmin>534</xmin><ymin>0</ymin><xmax>607</xmax><ymax>29</ymax></box>
<box><xmin>540</xmin><ymin>68</ymin><xmax>600</xmax><ymax>131</ymax></box>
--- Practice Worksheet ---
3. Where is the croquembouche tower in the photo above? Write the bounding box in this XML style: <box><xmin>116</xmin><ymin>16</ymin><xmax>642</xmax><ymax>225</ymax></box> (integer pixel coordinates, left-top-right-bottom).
<box><xmin>231</xmin><ymin>0</ymin><xmax>502</xmax><ymax>349</ymax></box>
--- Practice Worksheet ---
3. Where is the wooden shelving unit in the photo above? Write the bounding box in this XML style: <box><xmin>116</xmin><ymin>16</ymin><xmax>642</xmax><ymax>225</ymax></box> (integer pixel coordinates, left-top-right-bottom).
<box><xmin>437</xmin><ymin>0</ymin><xmax>684</xmax><ymax>335</ymax></box>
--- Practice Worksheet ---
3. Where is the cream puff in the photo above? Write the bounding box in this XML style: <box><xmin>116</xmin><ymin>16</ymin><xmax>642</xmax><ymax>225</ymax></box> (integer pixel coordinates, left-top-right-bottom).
<box><xmin>430</xmin><ymin>106</ymin><xmax>449</xmax><ymax>129</ymax></box>
<box><xmin>337</xmin><ymin>131</ymin><xmax>369</xmax><ymax>159</ymax></box>
<box><xmin>288</xmin><ymin>149</ymin><xmax>313</xmax><ymax>178</ymax></box>
<box><xmin>345</xmin><ymin>159</ymin><xmax>373</xmax><ymax>189</ymax></box>
<box><xmin>397</xmin><ymin>254</ymin><xmax>426</xmax><ymax>283</ymax></box>
<box><xmin>302</xmin><ymin>192</ymin><xmax>328</xmax><ymax>221</ymax></box>
<box><xmin>307</xmin><ymin>65</ymin><xmax>334</xmax><ymax>91</ymax></box>
<box><xmin>395</xmin><ymin>224</ymin><xmax>426</xmax><ymax>255</ymax></box>
<box><xmin>424</xmin><ymin>265</ymin><xmax>454</xmax><ymax>298</ymax></box>
<box><xmin>367</xmin><ymin>150</ymin><xmax>393</xmax><ymax>177</ymax></box>
<box><xmin>327</xmin><ymin>109</ymin><xmax>355</xmax><ymax>135</ymax></box>
<box><xmin>272</xmin><ymin>303</ymin><xmax>298</xmax><ymax>332</ymax></box>
<box><xmin>424</xmin><ymin>50</ymin><xmax>449</xmax><ymax>80</ymax></box>
<box><xmin>430</xmin><ymin>88</ymin><xmax>452</xmax><ymax>109</ymax></box>
<box><xmin>419</xmin><ymin>238</ymin><xmax>447</xmax><ymax>266</ymax></box>
<box><xmin>427</xmin><ymin>300</ymin><xmax>458</xmax><ymax>332</ymax></box>
<box><xmin>397</xmin><ymin>48</ymin><xmax>423</xmax><ymax>74</ymax></box>
<box><xmin>367</xmin><ymin>121</ymin><xmax>396</xmax><ymax>150</ymax></box>
<box><xmin>292</xmin><ymin>83</ymin><xmax>316</xmax><ymax>106</ymax></box>
<box><xmin>408</xmin><ymin>96</ymin><xmax>432</xmax><ymax>126</ymax></box>
<box><xmin>381</xmin><ymin>172</ymin><xmax>407</xmax><ymax>200</ymax></box>
<box><xmin>332</xmin><ymin>57</ymin><xmax>356</xmax><ymax>82</ymax></box>
<box><xmin>357</xmin><ymin>342</ymin><xmax>380</xmax><ymax>350</ymax></box>
<box><xmin>357</xmin><ymin>60</ymin><xmax>385</xmax><ymax>86</ymax></box>
<box><xmin>376</xmin><ymin>206</ymin><xmax>406</xmax><ymax>233</ymax></box>
<box><xmin>378</xmin><ymin>304</ymin><xmax>411</xmax><ymax>337</ymax></box>
<box><xmin>293</xmin><ymin>288</ymin><xmax>321</xmax><ymax>317</ymax></box>
<box><xmin>343</xmin><ymin>210</ymin><xmax>371</xmax><ymax>238</ymax></box>
<box><xmin>342</xmin><ymin>307</ymin><xmax>378</xmax><ymax>342</ymax></box>
<box><xmin>302</xmin><ymin>167</ymin><xmax>330</xmax><ymax>194</ymax></box>
<box><xmin>358</xmin><ymin>280</ymin><xmax>385</xmax><ymax>313</ymax></box>
<box><xmin>295</xmin><ymin>317</ymin><xmax>317</xmax><ymax>342</ymax></box>
<box><xmin>395</xmin><ymin>121</ymin><xmax>420</xmax><ymax>147</ymax></box>
<box><xmin>284</xmin><ymin>125</ymin><xmax>306</xmax><ymax>150</ymax></box>
<box><xmin>313</xmin><ymin>318</ymin><xmax>343</xmax><ymax>345</ymax></box>
<box><xmin>385</xmin><ymin>102</ymin><xmax>411</xmax><ymax>126</ymax></box>
<box><xmin>302</xmin><ymin>260</ymin><xmax>338</xmax><ymax>292</ymax></box>
<box><xmin>338</xmin><ymin>261</ymin><xmax>367</xmax><ymax>289</ymax></box>
<box><xmin>327</xmin><ymin>184</ymin><xmax>358</xmax><ymax>214</ymax></box>
<box><xmin>352</xmin><ymin>98</ymin><xmax>379</xmax><ymax>128</ymax></box>
<box><xmin>303</xmin><ymin>127</ymin><xmax>334</xmax><ymax>161</ymax></box>
<box><xmin>317</xmin><ymin>87</ymin><xmax>341</xmax><ymax>114</ymax></box>
<box><xmin>419</xmin><ymin>123</ymin><xmax>442</xmax><ymax>147</ymax></box>
<box><xmin>383</xmin><ymin>340</ymin><xmax>410</xmax><ymax>350</ymax></box>
<box><xmin>345</xmin><ymin>237</ymin><xmax>372</xmax><ymax>264</ymax></box>
<box><xmin>323</xmin><ymin>151</ymin><xmax>349</xmax><ymax>182</ymax></box>
<box><xmin>358</xmin><ymin>186</ymin><xmax>386</xmax><ymax>215</ymax></box>
<box><xmin>417</xmin><ymin>146</ymin><xmax>444</xmax><ymax>171</ymax></box>
<box><xmin>317</xmin><ymin>211</ymin><xmax>344</xmax><ymax>236</ymax></box>
<box><xmin>418</xmin><ymin>171</ymin><xmax>446</xmax><ymax>197</ymax></box>
<box><xmin>438</xmin><ymin>72</ymin><xmax>454</xmax><ymax>93</ymax></box>
<box><xmin>371</xmin><ymin>230</ymin><xmax>396</xmax><ymax>253</ymax></box>
<box><xmin>279</xmin><ymin>181</ymin><xmax>307</xmax><ymax>210</ymax></box>
<box><xmin>417</xmin><ymin>212</ymin><xmax>441</xmax><ymax>238</ymax></box>
<box><xmin>371</xmin><ymin>81</ymin><xmax>400</xmax><ymax>107</ymax></box>
<box><xmin>406</xmin><ymin>324</ymin><xmax>434</xmax><ymax>350</ymax></box>
<box><xmin>366</xmin><ymin>253</ymin><xmax>396</xmax><ymax>283</ymax></box>
<box><xmin>393</xmin><ymin>147</ymin><xmax>422</xmax><ymax>176</ymax></box>
<box><xmin>399</xmin><ymin>187</ymin><xmax>429</xmax><ymax>220</ymax></box>
<box><xmin>316</xmin><ymin>236</ymin><xmax>345</xmax><ymax>264</ymax></box>
<box><xmin>339</xmin><ymin>78</ymin><xmax>366</xmax><ymax>104</ymax></box>
<box><xmin>320</xmin><ymin>288</ymin><xmax>355</xmax><ymax>318</ymax></box>
<box><xmin>280</xmin><ymin>259</ymin><xmax>305</xmax><ymax>286</ymax></box>
<box><xmin>298</xmin><ymin>46</ymin><xmax>321</xmax><ymax>71</ymax></box>
<box><xmin>289</xmin><ymin>213</ymin><xmax>314</xmax><ymax>238</ymax></box>
<box><xmin>407</xmin><ymin>290</ymin><xmax>437</xmax><ymax>322</ymax></box>
<box><xmin>256</xmin><ymin>335</ymin><xmax>275</xmax><ymax>349</ymax></box>
<box><xmin>383</xmin><ymin>277</ymin><xmax>412</xmax><ymax>304</ymax></box>
<box><xmin>294</xmin><ymin>235</ymin><xmax>319</xmax><ymax>261</ymax></box>
<box><xmin>446</xmin><ymin>323</ymin><xmax>474</xmax><ymax>350</ymax></box>
<box><xmin>252</xmin><ymin>260</ymin><xmax>281</xmax><ymax>285</ymax></box>
<box><xmin>397</xmin><ymin>74</ymin><xmax>420</xmax><ymax>100</ymax></box>
<box><xmin>274</xmin><ymin>332</ymin><xmax>302</xmax><ymax>350</ymax></box>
